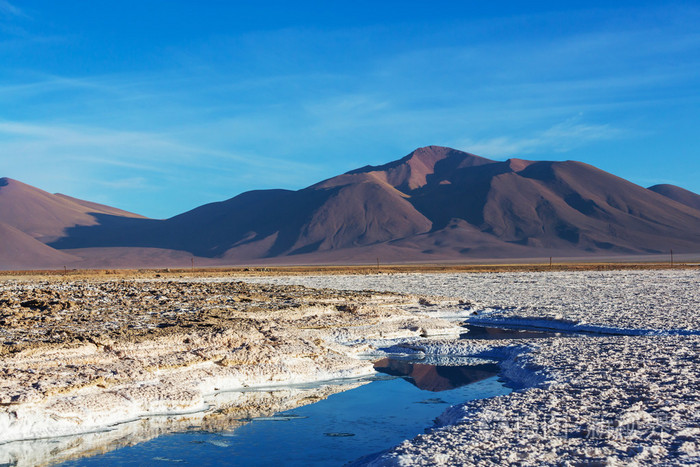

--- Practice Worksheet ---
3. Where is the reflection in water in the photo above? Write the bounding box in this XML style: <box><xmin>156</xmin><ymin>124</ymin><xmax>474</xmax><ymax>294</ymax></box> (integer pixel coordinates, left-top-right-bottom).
<box><xmin>461</xmin><ymin>324</ymin><xmax>564</xmax><ymax>340</ymax></box>
<box><xmin>373</xmin><ymin>358</ymin><xmax>500</xmax><ymax>392</ymax></box>
<box><xmin>0</xmin><ymin>382</ymin><xmax>365</xmax><ymax>467</ymax></box>
<box><xmin>57</xmin><ymin>371</ymin><xmax>509</xmax><ymax>467</ymax></box>
<box><xmin>4</xmin><ymin>357</ymin><xmax>510</xmax><ymax>466</ymax></box>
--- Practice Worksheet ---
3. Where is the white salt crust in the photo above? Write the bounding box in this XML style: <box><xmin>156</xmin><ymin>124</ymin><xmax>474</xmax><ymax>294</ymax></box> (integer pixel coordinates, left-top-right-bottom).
<box><xmin>247</xmin><ymin>270</ymin><xmax>700</xmax><ymax>466</ymax></box>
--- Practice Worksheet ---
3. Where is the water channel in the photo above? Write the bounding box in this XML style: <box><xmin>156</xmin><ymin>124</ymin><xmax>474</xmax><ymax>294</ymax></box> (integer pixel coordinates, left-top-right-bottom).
<box><xmin>45</xmin><ymin>326</ymin><xmax>562</xmax><ymax>466</ymax></box>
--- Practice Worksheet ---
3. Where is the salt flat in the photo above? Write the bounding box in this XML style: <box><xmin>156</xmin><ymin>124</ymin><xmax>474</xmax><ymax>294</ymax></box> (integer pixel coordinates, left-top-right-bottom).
<box><xmin>246</xmin><ymin>270</ymin><xmax>700</xmax><ymax>465</ymax></box>
<box><xmin>1</xmin><ymin>269</ymin><xmax>698</xmax><ymax>465</ymax></box>
<box><xmin>244</xmin><ymin>269</ymin><xmax>700</xmax><ymax>332</ymax></box>
<box><xmin>0</xmin><ymin>276</ymin><xmax>461</xmax><ymax>465</ymax></box>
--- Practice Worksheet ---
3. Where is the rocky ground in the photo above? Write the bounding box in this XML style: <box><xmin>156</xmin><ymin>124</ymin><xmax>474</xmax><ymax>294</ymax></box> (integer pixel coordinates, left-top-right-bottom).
<box><xmin>0</xmin><ymin>275</ymin><xmax>462</xmax><ymax>465</ymax></box>
<box><xmin>245</xmin><ymin>269</ymin><xmax>700</xmax><ymax>332</ymax></box>
<box><xmin>2</xmin><ymin>268</ymin><xmax>699</xmax><ymax>466</ymax></box>
<box><xmin>247</xmin><ymin>269</ymin><xmax>700</xmax><ymax>466</ymax></box>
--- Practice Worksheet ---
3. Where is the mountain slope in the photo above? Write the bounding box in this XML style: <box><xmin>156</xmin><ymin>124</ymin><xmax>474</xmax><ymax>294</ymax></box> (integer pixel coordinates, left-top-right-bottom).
<box><xmin>3</xmin><ymin>146</ymin><xmax>700</xmax><ymax>268</ymax></box>
<box><xmin>648</xmin><ymin>184</ymin><xmax>700</xmax><ymax>212</ymax></box>
<box><xmin>0</xmin><ymin>222</ymin><xmax>80</xmax><ymax>269</ymax></box>
<box><xmin>0</xmin><ymin>177</ymin><xmax>145</xmax><ymax>243</ymax></box>
<box><xmin>0</xmin><ymin>177</ymin><xmax>150</xmax><ymax>269</ymax></box>
<box><xmin>52</xmin><ymin>174</ymin><xmax>433</xmax><ymax>258</ymax></box>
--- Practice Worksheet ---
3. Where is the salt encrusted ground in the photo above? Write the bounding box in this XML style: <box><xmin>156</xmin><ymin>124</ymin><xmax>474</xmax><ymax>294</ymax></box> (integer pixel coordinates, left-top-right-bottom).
<box><xmin>2</xmin><ymin>270</ymin><xmax>698</xmax><ymax>466</ymax></box>
<box><xmin>0</xmin><ymin>277</ymin><xmax>462</xmax><ymax>465</ymax></box>
<box><xmin>245</xmin><ymin>270</ymin><xmax>700</xmax><ymax>465</ymax></box>
<box><xmin>1</xmin><ymin>381</ymin><xmax>366</xmax><ymax>467</ymax></box>
<box><xmin>364</xmin><ymin>336</ymin><xmax>700</xmax><ymax>466</ymax></box>
<box><xmin>244</xmin><ymin>270</ymin><xmax>700</xmax><ymax>332</ymax></box>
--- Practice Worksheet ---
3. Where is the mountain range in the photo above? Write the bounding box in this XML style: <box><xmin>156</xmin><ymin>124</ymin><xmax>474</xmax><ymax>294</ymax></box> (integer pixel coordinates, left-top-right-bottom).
<box><xmin>2</xmin><ymin>146</ymin><xmax>700</xmax><ymax>269</ymax></box>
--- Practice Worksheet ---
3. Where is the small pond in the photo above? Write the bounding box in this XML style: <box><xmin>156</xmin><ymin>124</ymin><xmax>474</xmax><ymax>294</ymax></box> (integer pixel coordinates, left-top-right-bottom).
<box><xmin>56</xmin><ymin>358</ymin><xmax>510</xmax><ymax>466</ymax></box>
<box><xmin>460</xmin><ymin>324</ymin><xmax>566</xmax><ymax>339</ymax></box>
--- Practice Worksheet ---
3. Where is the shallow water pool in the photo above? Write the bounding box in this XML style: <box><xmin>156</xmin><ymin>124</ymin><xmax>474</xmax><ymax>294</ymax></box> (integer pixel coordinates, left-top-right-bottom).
<box><xmin>461</xmin><ymin>324</ymin><xmax>567</xmax><ymax>339</ymax></box>
<box><xmin>57</xmin><ymin>360</ymin><xmax>510</xmax><ymax>466</ymax></box>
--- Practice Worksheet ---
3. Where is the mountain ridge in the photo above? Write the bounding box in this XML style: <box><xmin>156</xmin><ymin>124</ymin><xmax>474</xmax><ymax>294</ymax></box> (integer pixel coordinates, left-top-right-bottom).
<box><xmin>0</xmin><ymin>177</ymin><xmax>144</xmax><ymax>244</ymax></box>
<box><xmin>2</xmin><ymin>147</ymin><xmax>700</xmax><ymax>269</ymax></box>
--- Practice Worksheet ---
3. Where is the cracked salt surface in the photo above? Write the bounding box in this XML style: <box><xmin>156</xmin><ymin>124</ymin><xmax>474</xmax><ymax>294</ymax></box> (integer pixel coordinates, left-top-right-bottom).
<box><xmin>245</xmin><ymin>270</ymin><xmax>700</xmax><ymax>465</ymax></box>
<box><xmin>0</xmin><ymin>277</ymin><xmax>467</xmax><ymax>465</ymax></box>
<box><xmin>244</xmin><ymin>270</ymin><xmax>700</xmax><ymax>332</ymax></box>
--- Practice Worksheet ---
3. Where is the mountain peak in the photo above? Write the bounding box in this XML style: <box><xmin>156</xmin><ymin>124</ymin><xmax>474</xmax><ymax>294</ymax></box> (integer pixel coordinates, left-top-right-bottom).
<box><xmin>347</xmin><ymin>146</ymin><xmax>493</xmax><ymax>192</ymax></box>
<box><xmin>3</xmin><ymin>147</ymin><xmax>700</xmax><ymax>269</ymax></box>
<box><xmin>406</xmin><ymin>145</ymin><xmax>458</xmax><ymax>162</ymax></box>
<box><xmin>397</xmin><ymin>145</ymin><xmax>492</xmax><ymax>167</ymax></box>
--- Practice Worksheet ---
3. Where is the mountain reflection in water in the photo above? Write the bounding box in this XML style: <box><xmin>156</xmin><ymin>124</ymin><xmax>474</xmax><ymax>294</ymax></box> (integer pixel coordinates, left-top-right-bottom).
<box><xmin>461</xmin><ymin>324</ymin><xmax>564</xmax><ymax>339</ymax></box>
<box><xmin>53</xmin><ymin>360</ymin><xmax>510</xmax><ymax>466</ymax></box>
<box><xmin>373</xmin><ymin>358</ymin><xmax>500</xmax><ymax>392</ymax></box>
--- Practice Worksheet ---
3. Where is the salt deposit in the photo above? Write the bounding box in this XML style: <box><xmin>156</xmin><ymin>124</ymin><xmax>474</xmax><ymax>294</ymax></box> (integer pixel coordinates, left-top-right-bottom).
<box><xmin>0</xmin><ymin>277</ymin><xmax>461</xmax><ymax>454</ymax></box>
<box><xmin>246</xmin><ymin>270</ymin><xmax>700</xmax><ymax>465</ymax></box>
<box><xmin>2</xmin><ymin>269</ymin><xmax>698</xmax><ymax>465</ymax></box>
<box><xmin>0</xmin><ymin>381</ymin><xmax>365</xmax><ymax>467</ymax></box>
<box><xmin>244</xmin><ymin>269</ymin><xmax>700</xmax><ymax>331</ymax></box>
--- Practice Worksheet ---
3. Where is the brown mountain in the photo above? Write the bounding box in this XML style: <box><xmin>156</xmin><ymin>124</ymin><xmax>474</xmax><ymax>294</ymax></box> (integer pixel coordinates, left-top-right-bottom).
<box><xmin>2</xmin><ymin>146</ymin><xmax>700</xmax><ymax>269</ymax></box>
<box><xmin>0</xmin><ymin>222</ymin><xmax>80</xmax><ymax>269</ymax></box>
<box><xmin>0</xmin><ymin>177</ymin><xmax>147</xmax><ymax>269</ymax></box>
<box><xmin>397</xmin><ymin>154</ymin><xmax>700</xmax><ymax>255</ymax></box>
<box><xmin>0</xmin><ymin>177</ymin><xmax>144</xmax><ymax>243</ymax></box>
<box><xmin>648</xmin><ymin>184</ymin><xmax>700</xmax><ymax>211</ymax></box>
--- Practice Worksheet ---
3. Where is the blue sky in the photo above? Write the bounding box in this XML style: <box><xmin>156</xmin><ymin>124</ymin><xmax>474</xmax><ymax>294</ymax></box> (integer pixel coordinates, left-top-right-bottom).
<box><xmin>1</xmin><ymin>1</ymin><xmax>699</xmax><ymax>218</ymax></box>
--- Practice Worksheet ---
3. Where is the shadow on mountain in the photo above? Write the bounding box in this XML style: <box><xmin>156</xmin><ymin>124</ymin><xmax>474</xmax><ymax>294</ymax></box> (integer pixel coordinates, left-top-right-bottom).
<box><xmin>11</xmin><ymin>146</ymin><xmax>700</xmax><ymax>266</ymax></box>
<box><xmin>48</xmin><ymin>214</ymin><xmax>166</xmax><ymax>250</ymax></box>
<box><xmin>164</xmin><ymin>188</ymin><xmax>330</xmax><ymax>258</ymax></box>
<box><xmin>48</xmin><ymin>189</ymin><xmax>332</xmax><ymax>258</ymax></box>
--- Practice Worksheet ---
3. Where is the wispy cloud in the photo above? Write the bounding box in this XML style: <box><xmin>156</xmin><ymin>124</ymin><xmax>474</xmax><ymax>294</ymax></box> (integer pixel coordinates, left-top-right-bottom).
<box><xmin>0</xmin><ymin>120</ymin><xmax>319</xmax><ymax>172</ymax></box>
<box><xmin>453</xmin><ymin>119</ymin><xmax>622</xmax><ymax>159</ymax></box>
<box><xmin>0</xmin><ymin>121</ymin><xmax>193</xmax><ymax>171</ymax></box>
<box><xmin>95</xmin><ymin>176</ymin><xmax>152</xmax><ymax>191</ymax></box>
<box><xmin>1</xmin><ymin>3</ymin><xmax>699</xmax><ymax>212</ymax></box>
<box><xmin>0</xmin><ymin>0</ymin><xmax>22</xmax><ymax>17</ymax></box>
<box><xmin>0</xmin><ymin>119</ymin><xmax>328</xmax><ymax>216</ymax></box>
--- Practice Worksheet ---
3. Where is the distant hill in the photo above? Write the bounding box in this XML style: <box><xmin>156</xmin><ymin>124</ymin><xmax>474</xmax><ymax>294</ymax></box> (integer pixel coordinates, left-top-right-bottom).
<box><xmin>0</xmin><ymin>177</ymin><xmax>144</xmax><ymax>243</ymax></box>
<box><xmin>0</xmin><ymin>221</ymin><xmax>80</xmax><ymax>269</ymax></box>
<box><xmin>2</xmin><ymin>147</ymin><xmax>700</xmax><ymax>269</ymax></box>
<box><xmin>648</xmin><ymin>184</ymin><xmax>700</xmax><ymax>211</ymax></box>
<box><xmin>0</xmin><ymin>177</ymin><xmax>146</xmax><ymax>269</ymax></box>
